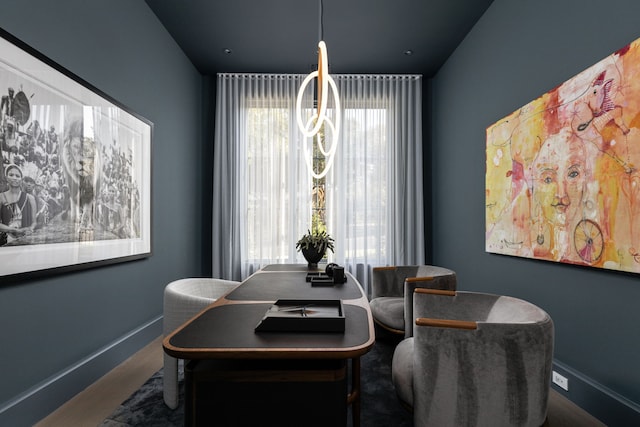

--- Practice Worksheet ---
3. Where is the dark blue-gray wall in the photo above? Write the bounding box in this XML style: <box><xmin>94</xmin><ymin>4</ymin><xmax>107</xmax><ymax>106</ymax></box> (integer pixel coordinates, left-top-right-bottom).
<box><xmin>3</xmin><ymin>0</ymin><xmax>640</xmax><ymax>425</ymax></box>
<box><xmin>432</xmin><ymin>0</ymin><xmax>640</xmax><ymax>424</ymax></box>
<box><xmin>0</xmin><ymin>1</ymin><xmax>205</xmax><ymax>425</ymax></box>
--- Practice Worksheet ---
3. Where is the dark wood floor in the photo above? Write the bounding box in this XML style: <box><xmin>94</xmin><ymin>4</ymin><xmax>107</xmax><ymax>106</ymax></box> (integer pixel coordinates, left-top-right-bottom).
<box><xmin>546</xmin><ymin>389</ymin><xmax>607</xmax><ymax>426</ymax></box>
<box><xmin>35</xmin><ymin>335</ymin><xmax>607</xmax><ymax>426</ymax></box>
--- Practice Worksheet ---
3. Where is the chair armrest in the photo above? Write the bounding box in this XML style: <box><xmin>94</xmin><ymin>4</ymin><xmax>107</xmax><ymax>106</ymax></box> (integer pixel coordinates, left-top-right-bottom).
<box><xmin>406</xmin><ymin>276</ymin><xmax>435</xmax><ymax>285</ymax></box>
<box><xmin>414</xmin><ymin>288</ymin><xmax>456</xmax><ymax>296</ymax></box>
<box><xmin>373</xmin><ymin>266</ymin><xmax>397</xmax><ymax>271</ymax></box>
<box><xmin>415</xmin><ymin>317</ymin><xmax>477</xmax><ymax>330</ymax></box>
<box><xmin>404</xmin><ymin>281</ymin><xmax>456</xmax><ymax>339</ymax></box>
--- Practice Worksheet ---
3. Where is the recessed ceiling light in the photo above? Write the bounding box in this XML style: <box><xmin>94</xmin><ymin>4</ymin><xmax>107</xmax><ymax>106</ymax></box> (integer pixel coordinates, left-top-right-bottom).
<box><xmin>223</xmin><ymin>48</ymin><xmax>232</xmax><ymax>54</ymax></box>
<box><xmin>404</xmin><ymin>50</ymin><xmax>413</xmax><ymax>56</ymax></box>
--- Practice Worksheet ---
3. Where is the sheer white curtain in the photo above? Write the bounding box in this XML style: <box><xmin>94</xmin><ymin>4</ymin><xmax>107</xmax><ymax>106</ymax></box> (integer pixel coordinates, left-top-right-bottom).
<box><xmin>327</xmin><ymin>75</ymin><xmax>425</xmax><ymax>292</ymax></box>
<box><xmin>212</xmin><ymin>73</ymin><xmax>425</xmax><ymax>293</ymax></box>
<box><xmin>212</xmin><ymin>74</ymin><xmax>311</xmax><ymax>280</ymax></box>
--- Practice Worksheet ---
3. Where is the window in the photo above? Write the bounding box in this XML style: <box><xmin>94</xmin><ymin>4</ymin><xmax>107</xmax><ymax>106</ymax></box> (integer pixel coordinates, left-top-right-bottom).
<box><xmin>213</xmin><ymin>74</ymin><xmax>424</xmax><ymax>293</ymax></box>
<box><xmin>245</xmin><ymin>105</ymin><xmax>292</xmax><ymax>263</ymax></box>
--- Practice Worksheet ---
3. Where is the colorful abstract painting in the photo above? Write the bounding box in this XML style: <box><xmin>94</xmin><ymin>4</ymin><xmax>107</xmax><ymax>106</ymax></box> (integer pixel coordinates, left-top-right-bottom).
<box><xmin>486</xmin><ymin>36</ymin><xmax>640</xmax><ymax>273</ymax></box>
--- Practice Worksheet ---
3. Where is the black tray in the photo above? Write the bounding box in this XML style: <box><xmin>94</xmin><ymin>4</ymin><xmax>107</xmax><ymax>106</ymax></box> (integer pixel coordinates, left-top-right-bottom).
<box><xmin>255</xmin><ymin>299</ymin><xmax>345</xmax><ymax>333</ymax></box>
<box><xmin>306</xmin><ymin>272</ymin><xmax>329</xmax><ymax>282</ymax></box>
<box><xmin>306</xmin><ymin>272</ymin><xmax>346</xmax><ymax>286</ymax></box>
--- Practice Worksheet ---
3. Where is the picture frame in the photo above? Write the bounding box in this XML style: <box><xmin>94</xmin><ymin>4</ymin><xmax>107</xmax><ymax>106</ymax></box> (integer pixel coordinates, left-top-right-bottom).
<box><xmin>486</xmin><ymin>35</ymin><xmax>640</xmax><ymax>275</ymax></box>
<box><xmin>0</xmin><ymin>28</ymin><xmax>152</xmax><ymax>279</ymax></box>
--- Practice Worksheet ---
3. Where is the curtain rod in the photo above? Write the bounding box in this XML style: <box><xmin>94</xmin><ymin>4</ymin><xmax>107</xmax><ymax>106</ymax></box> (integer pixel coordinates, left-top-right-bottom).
<box><xmin>218</xmin><ymin>73</ymin><xmax>422</xmax><ymax>80</ymax></box>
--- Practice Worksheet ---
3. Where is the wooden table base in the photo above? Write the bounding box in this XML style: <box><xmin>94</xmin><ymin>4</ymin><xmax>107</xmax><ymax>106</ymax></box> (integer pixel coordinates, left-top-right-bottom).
<box><xmin>185</xmin><ymin>358</ymin><xmax>349</xmax><ymax>427</ymax></box>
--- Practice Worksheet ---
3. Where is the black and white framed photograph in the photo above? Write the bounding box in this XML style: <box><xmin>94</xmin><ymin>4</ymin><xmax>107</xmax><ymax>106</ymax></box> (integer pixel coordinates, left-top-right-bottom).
<box><xmin>0</xmin><ymin>28</ymin><xmax>152</xmax><ymax>279</ymax></box>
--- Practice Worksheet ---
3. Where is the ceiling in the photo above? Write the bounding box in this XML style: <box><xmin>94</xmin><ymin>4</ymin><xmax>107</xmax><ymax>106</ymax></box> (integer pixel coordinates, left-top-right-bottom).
<box><xmin>145</xmin><ymin>0</ymin><xmax>494</xmax><ymax>76</ymax></box>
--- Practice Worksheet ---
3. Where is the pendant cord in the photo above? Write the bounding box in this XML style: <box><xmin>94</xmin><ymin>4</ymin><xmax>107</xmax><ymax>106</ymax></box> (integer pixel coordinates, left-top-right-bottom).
<box><xmin>318</xmin><ymin>0</ymin><xmax>324</xmax><ymax>41</ymax></box>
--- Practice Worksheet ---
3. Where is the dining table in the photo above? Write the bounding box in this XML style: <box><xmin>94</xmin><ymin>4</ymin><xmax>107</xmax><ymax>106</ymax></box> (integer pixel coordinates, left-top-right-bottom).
<box><xmin>163</xmin><ymin>263</ymin><xmax>375</xmax><ymax>427</ymax></box>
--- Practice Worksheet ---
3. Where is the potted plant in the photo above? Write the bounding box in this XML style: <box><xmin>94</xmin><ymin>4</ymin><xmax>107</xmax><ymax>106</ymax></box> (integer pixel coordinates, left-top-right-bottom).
<box><xmin>296</xmin><ymin>229</ymin><xmax>335</xmax><ymax>268</ymax></box>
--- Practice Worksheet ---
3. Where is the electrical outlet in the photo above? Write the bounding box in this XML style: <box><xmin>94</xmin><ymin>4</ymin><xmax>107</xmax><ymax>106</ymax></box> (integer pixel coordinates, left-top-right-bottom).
<box><xmin>552</xmin><ymin>371</ymin><xmax>569</xmax><ymax>391</ymax></box>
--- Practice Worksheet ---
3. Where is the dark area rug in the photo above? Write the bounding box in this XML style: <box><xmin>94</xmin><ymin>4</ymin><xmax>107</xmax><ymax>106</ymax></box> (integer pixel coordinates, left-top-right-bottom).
<box><xmin>101</xmin><ymin>327</ymin><xmax>412</xmax><ymax>426</ymax></box>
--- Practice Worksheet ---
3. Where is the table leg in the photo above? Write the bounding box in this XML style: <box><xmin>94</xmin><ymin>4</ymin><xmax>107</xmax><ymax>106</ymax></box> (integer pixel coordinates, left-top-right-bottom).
<box><xmin>347</xmin><ymin>356</ymin><xmax>361</xmax><ymax>427</ymax></box>
<box><xmin>185</xmin><ymin>360</ymin><xmax>196</xmax><ymax>427</ymax></box>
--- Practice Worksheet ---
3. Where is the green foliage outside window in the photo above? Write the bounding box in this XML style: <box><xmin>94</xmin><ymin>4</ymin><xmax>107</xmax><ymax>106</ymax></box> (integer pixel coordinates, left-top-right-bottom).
<box><xmin>312</xmin><ymin>122</ymin><xmax>327</xmax><ymax>234</ymax></box>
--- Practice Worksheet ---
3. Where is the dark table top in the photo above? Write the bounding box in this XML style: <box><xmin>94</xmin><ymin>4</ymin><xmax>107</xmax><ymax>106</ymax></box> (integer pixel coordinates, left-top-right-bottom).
<box><xmin>226</xmin><ymin>271</ymin><xmax>363</xmax><ymax>301</ymax></box>
<box><xmin>163</xmin><ymin>265</ymin><xmax>374</xmax><ymax>360</ymax></box>
<box><xmin>259</xmin><ymin>263</ymin><xmax>326</xmax><ymax>272</ymax></box>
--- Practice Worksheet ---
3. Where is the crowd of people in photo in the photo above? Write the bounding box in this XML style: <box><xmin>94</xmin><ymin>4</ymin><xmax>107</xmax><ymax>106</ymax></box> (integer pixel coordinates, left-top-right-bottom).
<box><xmin>0</xmin><ymin>86</ymin><xmax>141</xmax><ymax>246</ymax></box>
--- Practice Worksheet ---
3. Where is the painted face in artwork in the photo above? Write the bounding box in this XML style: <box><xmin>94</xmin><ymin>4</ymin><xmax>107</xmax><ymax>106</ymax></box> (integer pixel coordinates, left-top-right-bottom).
<box><xmin>532</xmin><ymin>130</ymin><xmax>587</xmax><ymax>227</ymax></box>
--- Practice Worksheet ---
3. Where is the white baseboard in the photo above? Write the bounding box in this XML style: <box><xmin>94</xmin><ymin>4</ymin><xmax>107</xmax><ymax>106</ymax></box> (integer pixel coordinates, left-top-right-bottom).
<box><xmin>0</xmin><ymin>316</ymin><xmax>162</xmax><ymax>427</ymax></box>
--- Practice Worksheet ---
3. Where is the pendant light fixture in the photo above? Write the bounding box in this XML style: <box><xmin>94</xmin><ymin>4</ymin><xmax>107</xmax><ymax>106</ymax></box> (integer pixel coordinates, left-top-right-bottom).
<box><xmin>296</xmin><ymin>0</ymin><xmax>341</xmax><ymax>179</ymax></box>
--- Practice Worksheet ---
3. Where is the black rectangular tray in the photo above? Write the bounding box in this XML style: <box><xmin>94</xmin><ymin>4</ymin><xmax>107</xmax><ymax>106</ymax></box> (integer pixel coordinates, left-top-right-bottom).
<box><xmin>306</xmin><ymin>272</ymin><xmax>346</xmax><ymax>286</ymax></box>
<box><xmin>255</xmin><ymin>299</ymin><xmax>345</xmax><ymax>333</ymax></box>
<box><xmin>306</xmin><ymin>272</ymin><xmax>329</xmax><ymax>282</ymax></box>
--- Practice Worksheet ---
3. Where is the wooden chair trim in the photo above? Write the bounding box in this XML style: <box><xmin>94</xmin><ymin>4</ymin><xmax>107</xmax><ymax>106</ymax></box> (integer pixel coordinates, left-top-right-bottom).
<box><xmin>405</xmin><ymin>276</ymin><xmax>435</xmax><ymax>283</ymax></box>
<box><xmin>416</xmin><ymin>317</ymin><xmax>478</xmax><ymax>330</ymax></box>
<box><xmin>373</xmin><ymin>266</ymin><xmax>397</xmax><ymax>271</ymax></box>
<box><xmin>414</xmin><ymin>288</ymin><xmax>456</xmax><ymax>296</ymax></box>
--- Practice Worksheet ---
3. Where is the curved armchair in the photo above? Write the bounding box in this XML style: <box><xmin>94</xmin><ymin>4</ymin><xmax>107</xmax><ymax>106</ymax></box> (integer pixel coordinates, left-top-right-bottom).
<box><xmin>370</xmin><ymin>265</ymin><xmax>456</xmax><ymax>337</ymax></box>
<box><xmin>392</xmin><ymin>289</ymin><xmax>554</xmax><ymax>427</ymax></box>
<box><xmin>163</xmin><ymin>278</ymin><xmax>240</xmax><ymax>409</ymax></box>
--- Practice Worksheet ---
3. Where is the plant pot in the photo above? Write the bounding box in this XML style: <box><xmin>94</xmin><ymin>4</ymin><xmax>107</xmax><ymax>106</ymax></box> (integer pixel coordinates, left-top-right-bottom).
<box><xmin>301</xmin><ymin>246</ymin><xmax>326</xmax><ymax>268</ymax></box>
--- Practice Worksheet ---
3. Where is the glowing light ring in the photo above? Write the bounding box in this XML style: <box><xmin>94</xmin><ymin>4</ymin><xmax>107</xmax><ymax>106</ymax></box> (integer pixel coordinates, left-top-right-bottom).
<box><xmin>296</xmin><ymin>41</ymin><xmax>329</xmax><ymax>137</ymax></box>
<box><xmin>300</xmin><ymin>77</ymin><xmax>340</xmax><ymax>178</ymax></box>
<box><xmin>303</xmin><ymin>115</ymin><xmax>336</xmax><ymax>158</ymax></box>
<box><xmin>303</xmin><ymin>114</ymin><xmax>337</xmax><ymax>179</ymax></box>
<box><xmin>296</xmin><ymin>41</ymin><xmax>341</xmax><ymax>179</ymax></box>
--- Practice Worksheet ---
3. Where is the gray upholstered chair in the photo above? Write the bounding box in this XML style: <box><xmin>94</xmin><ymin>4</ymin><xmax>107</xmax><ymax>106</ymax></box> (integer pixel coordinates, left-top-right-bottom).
<box><xmin>370</xmin><ymin>265</ymin><xmax>456</xmax><ymax>337</ymax></box>
<box><xmin>163</xmin><ymin>278</ymin><xmax>240</xmax><ymax>409</ymax></box>
<box><xmin>392</xmin><ymin>288</ymin><xmax>554</xmax><ymax>427</ymax></box>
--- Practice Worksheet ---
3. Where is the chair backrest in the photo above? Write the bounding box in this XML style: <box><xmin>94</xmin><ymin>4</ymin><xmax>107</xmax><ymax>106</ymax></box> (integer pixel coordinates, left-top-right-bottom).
<box><xmin>402</xmin><ymin>267</ymin><xmax>457</xmax><ymax>337</ymax></box>
<box><xmin>371</xmin><ymin>265</ymin><xmax>457</xmax><ymax>298</ymax></box>
<box><xmin>411</xmin><ymin>289</ymin><xmax>554</xmax><ymax>427</ymax></box>
<box><xmin>414</xmin><ymin>289</ymin><xmax>548</xmax><ymax>324</ymax></box>
<box><xmin>163</xmin><ymin>278</ymin><xmax>240</xmax><ymax>336</ymax></box>
<box><xmin>371</xmin><ymin>266</ymin><xmax>421</xmax><ymax>299</ymax></box>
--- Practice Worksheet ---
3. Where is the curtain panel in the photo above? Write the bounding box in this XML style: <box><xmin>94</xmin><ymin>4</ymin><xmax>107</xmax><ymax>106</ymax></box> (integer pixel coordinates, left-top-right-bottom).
<box><xmin>212</xmin><ymin>73</ymin><xmax>424</xmax><ymax>294</ymax></box>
